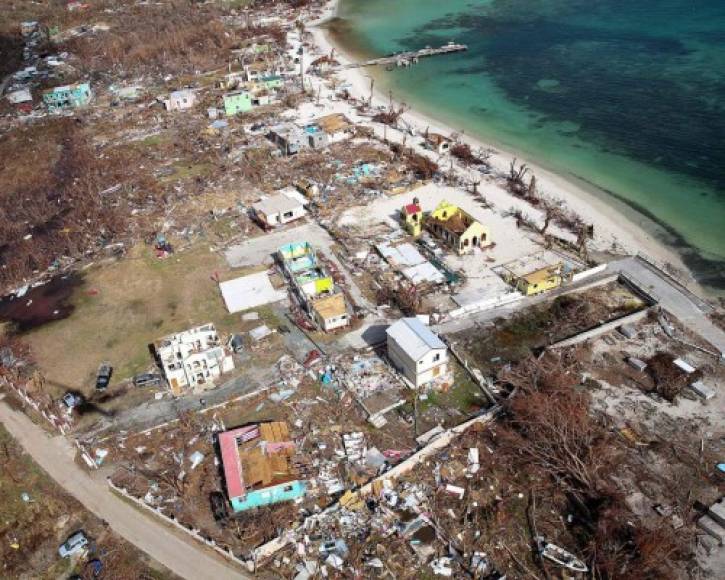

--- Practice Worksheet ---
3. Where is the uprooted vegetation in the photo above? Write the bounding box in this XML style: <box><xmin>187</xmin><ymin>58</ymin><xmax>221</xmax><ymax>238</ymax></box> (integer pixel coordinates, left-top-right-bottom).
<box><xmin>0</xmin><ymin>119</ymin><xmax>150</xmax><ymax>291</ymax></box>
<box><xmin>450</xmin><ymin>142</ymin><xmax>491</xmax><ymax>167</ymax></box>
<box><xmin>645</xmin><ymin>351</ymin><xmax>703</xmax><ymax>402</ymax></box>
<box><xmin>452</xmin><ymin>282</ymin><xmax>646</xmax><ymax>374</ymax></box>
<box><xmin>62</xmin><ymin>1</ymin><xmax>286</xmax><ymax>76</ymax></box>
<box><xmin>494</xmin><ymin>353</ymin><xmax>701</xmax><ymax>578</ymax></box>
<box><xmin>506</xmin><ymin>159</ymin><xmax>591</xmax><ymax>248</ymax></box>
<box><xmin>372</xmin><ymin>103</ymin><xmax>409</xmax><ymax>126</ymax></box>
<box><xmin>390</xmin><ymin>142</ymin><xmax>439</xmax><ymax>180</ymax></box>
<box><xmin>0</xmin><ymin>0</ymin><xmax>109</xmax><ymax>38</ymax></box>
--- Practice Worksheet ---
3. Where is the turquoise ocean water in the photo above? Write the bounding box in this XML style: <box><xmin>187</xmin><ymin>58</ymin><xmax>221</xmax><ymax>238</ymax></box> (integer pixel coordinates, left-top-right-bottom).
<box><xmin>334</xmin><ymin>0</ymin><xmax>725</xmax><ymax>293</ymax></box>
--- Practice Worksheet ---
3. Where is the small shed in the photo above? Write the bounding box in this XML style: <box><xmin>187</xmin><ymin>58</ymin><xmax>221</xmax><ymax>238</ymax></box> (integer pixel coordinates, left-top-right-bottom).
<box><xmin>252</xmin><ymin>192</ymin><xmax>306</xmax><ymax>228</ymax></box>
<box><xmin>689</xmin><ymin>380</ymin><xmax>715</xmax><ymax>400</ymax></box>
<box><xmin>307</xmin><ymin>128</ymin><xmax>329</xmax><ymax>149</ymax></box>
<box><xmin>164</xmin><ymin>89</ymin><xmax>196</xmax><ymax>111</ymax></box>
<box><xmin>618</xmin><ymin>323</ymin><xmax>637</xmax><ymax>339</ymax></box>
<box><xmin>7</xmin><ymin>88</ymin><xmax>32</xmax><ymax>104</ymax></box>
<box><xmin>312</xmin><ymin>293</ymin><xmax>349</xmax><ymax>332</ymax></box>
<box><xmin>401</xmin><ymin>198</ymin><xmax>423</xmax><ymax>236</ymax></box>
<box><xmin>425</xmin><ymin>133</ymin><xmax>452</xmax><ymax>155</ymax></box>
<box><xmin>627</xmin><ymin>357</ymin><xmax>648</xmax><ymax>372</ymax></box>
<box><xmin>229</xmin><ymin>334</ymin><xmax>244</xmax><ymax>353</ymax></box>
<box><xmin>673</xmin><ymin>358</ymin><xmax>696</xmax><ymax>374</ymax></box>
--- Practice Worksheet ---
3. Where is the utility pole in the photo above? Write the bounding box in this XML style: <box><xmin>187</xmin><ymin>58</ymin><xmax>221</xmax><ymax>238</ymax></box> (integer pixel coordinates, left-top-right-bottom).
<box><xmin>298</xmin><ymin>46</ymin><xmax>304</xmax><ymax>92</ymax></box>
<box><xmin>295</xmin><ymin>18</ymin><xmax>306</xmax><ymax>92</ymax></box>
<box><xmin>368</xmin><ymin>77</ymin><xmax>374</xmax><ymax>108</ymax></box>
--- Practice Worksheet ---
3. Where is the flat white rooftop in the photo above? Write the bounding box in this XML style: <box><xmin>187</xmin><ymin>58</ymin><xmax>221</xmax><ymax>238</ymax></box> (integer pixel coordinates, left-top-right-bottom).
<box><xmin>219</xmin><ymin>271</ymin><xmax>286</xmax><ymax>313</ymax></box>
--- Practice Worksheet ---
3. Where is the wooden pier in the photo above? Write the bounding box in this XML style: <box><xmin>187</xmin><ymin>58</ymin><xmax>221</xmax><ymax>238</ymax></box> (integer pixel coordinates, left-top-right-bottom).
<box><xmin>340</xmin><ymin>42</ymin><xmax>467</xmax><ymax>70</ymax></box>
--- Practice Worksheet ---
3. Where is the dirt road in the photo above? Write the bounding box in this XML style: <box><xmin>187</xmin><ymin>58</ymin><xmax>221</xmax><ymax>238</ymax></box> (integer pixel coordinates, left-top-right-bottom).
<box><xmin>0</xmin><ymin>397</ymin><xmax>249</xmax><ymax>580</ymax></box>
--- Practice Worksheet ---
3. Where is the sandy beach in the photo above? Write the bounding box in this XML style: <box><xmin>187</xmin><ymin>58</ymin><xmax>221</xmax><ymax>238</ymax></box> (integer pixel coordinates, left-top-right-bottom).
<box><xmin>304</xmin><ymin>0</ymin><xmax>696</xmax><ymax>288</ymax></box>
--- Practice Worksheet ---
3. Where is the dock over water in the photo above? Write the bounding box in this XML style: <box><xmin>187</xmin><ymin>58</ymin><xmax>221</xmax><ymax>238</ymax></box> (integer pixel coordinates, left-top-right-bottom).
<box><xmin>340</xmin><ymin>43</ymin><xmax>467</xmax><ymax>69</ymax></box>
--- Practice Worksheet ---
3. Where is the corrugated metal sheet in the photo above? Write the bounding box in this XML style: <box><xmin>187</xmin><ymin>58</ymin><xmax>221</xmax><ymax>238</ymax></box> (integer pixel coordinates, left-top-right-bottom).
<box><xmin>219</xmin><ymin>425</ymin><xmax>259</xmax><ymax>499</ymax></box>
<box><xmin>386</xmin><ymin>318</ymin><xmax>446</xmax><ymax>361</ymax></box>
<box><xmin>397</xmin><ymin>243</ymin><xmax>427</xmax><ymax>267</ymax></box>
<box><xmin>376</xmin><ymin>242</ymin><xmax>426</xmax><ymax>268</ymax></box>
<box><xmin>402</xmin><ymin>262</ymin><xmax>445</xmax><ymax>285</ymax></box>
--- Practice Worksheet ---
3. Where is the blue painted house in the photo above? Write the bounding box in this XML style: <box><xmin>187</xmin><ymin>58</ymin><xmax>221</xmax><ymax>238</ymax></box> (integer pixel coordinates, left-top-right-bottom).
<box><xmin>42</xmin><ymin>82</ymin><xmax>92</xmax><ymax>112</ymax></box>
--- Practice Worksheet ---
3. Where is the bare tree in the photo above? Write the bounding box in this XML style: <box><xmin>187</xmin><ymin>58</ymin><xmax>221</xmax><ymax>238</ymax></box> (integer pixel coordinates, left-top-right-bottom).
<box><xmin>498</xmin><ymin>355</ymin><xmax>614</xmax><ymax>494</ymax></box>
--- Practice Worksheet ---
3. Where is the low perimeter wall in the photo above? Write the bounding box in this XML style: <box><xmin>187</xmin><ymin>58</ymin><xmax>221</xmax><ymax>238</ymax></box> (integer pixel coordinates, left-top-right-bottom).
<box><xmin>251</xmin><ymin>407</ymin><xmax>500</xmax><ymax>567</ymax></box>
<box><xmin>547</xmin><ymin>307</ymin><xmax>651</xmax><ymax>349</ymax></box>
<box><xmin>107</xmin><ymin>479</ymin><xmax>253</xmax><ymax>573</ymax></box>
<box><xmin>0</xmin><ymin>376</ymin><xmax>72</xmax><ymax>434</ymax></box>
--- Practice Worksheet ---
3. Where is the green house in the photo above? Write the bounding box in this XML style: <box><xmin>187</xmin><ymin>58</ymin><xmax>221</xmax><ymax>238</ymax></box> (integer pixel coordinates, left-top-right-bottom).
<box><xmin>223</xmin><ymin>91</ymin><xmax>252</xmax><ymax>116</ymax></box>
<box><xmin>252</xmin><ymin>42</ymin><xmax>271</xmax><ymax>54</ymax></box>
<box><xmin>258</xmin><ymin>75</ymin><xmax>284</xmax><ymax>90</ymax></box>
<box><xmin>42</xmin><ymin>82</ymin><xmax>92</xmax><ymax>112</ymax></box>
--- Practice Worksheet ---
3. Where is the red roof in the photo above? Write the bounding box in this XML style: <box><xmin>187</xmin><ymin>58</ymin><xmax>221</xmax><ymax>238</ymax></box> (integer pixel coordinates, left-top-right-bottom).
<box><xmin>219</xmin><ymin>423</ymin><xmax>297</xmax><ymax>500</ymax></box>
<box><xmin>404</xmin><ymin>203</ymin><xmax>421</xmax><ymax>215</ymax></box>
<box><xmin>219</xmin><ymin>425</ymin><xmax>259</xmax><ymax>499</ymax></box>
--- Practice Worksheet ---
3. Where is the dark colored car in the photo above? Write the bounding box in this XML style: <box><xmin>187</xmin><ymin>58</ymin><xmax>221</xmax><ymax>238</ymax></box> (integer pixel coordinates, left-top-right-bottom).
<box><xmin>229</xmin><ymin>335</ymin><xmax>244</xmax><ymax>354</ymax></box>
<box><xmin>133</xmin><ymin>373</ymin><xmax>162</xmax><ymax>388</ymax></box>
<box><xmin>95</xmin><ymin>363</ymin><xmax>112</xmax><ymax>391</ymax></box>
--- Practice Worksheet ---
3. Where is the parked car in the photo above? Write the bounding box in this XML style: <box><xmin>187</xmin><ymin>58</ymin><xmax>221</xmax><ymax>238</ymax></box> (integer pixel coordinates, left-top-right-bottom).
<box><xmin>95</xmin><ymin>363</ymin><xmax>112</xmax><ymax>391</ymax></box>
<box><xmin>58</xmin><ymin>531</ymin><xmax>88</xmax><ymax>558</ymax></box>
<box><xmin>62</xmin><ymin>392</ymin><xmax>84</xmax><ymax>409</ymax></box>
<box><xmin>229</xmin><ymin>334</ymin><xmax>244</xmax><ymax>354</ymax></box>
<box><xmin>132</xmin><ymin>373</ymin><xmax>162</xmax><ymax>388</ymax></box>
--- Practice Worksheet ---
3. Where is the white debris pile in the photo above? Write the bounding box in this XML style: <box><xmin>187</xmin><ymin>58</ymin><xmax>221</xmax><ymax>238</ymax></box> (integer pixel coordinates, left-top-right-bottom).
<box><xmin>342</xmin><ymin>432</ymin><xmax>366</xmax><ymax>464</ymax></box>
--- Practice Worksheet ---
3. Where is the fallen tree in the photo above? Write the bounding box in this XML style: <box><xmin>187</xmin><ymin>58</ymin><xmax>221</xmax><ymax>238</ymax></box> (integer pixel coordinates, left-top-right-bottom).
<box><xmin>0</xmin><ymin>119</ymin><xmax>132</xmax><ymax>291</ymax></box>
<box><xmin>496</xmin><ymin>353</ymin><xmax>693</xmax><ymax>579</ymax></box>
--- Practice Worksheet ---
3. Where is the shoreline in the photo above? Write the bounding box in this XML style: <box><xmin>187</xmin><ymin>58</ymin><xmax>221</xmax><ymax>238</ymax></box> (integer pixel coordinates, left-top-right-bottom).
<box><xmin>308</xmin><ymin>1</ymin><xmax>711</xmax><ymax>296</ymax></box>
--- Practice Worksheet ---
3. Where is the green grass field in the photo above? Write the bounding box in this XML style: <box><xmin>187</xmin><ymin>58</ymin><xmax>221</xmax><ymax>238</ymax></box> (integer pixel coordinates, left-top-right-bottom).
<box><xmin>25</xmin><ymin>243</ymin><xmax>252</xmax><ymax>394</ymax></box>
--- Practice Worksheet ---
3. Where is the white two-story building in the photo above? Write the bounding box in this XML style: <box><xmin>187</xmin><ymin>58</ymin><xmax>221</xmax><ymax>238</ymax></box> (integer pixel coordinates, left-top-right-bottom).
<box><xmin>154</xmin><ymin>323</ymin><xmax>235</xmax><ymax>395</ymax></box>
<box><xmin>386</xmin><ymin>318</ymin><xmax>449</xmax><ymax>388</ymax></box>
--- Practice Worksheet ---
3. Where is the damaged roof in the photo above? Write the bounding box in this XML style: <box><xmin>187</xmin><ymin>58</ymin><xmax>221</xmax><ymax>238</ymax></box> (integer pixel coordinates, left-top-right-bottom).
<box><xmin>219</xmin><ymin>422</ymin><xmax>297</xmax><ymax>500</ymax></box>
<box><xmin>312</xmin><ymin>293</ymin><xmax>347</xmax><ymax>320</ymax></box>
